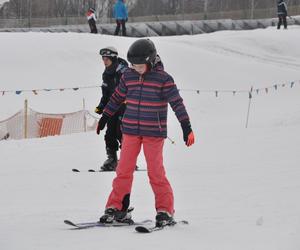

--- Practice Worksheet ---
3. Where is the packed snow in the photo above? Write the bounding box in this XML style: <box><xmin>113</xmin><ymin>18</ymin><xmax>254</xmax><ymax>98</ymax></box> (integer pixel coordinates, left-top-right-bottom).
<box><xmin>0</xmin><ymin>26</ymin><xmax>300</xmax><ymax>250</ymax></box>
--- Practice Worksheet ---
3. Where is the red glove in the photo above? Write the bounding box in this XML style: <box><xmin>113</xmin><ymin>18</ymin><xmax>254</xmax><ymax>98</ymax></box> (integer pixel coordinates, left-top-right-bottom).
<box><xmin>181</xmin><ymin>120</ymin><xmax>195</xmax><ymax>147</ymax></box>
<box><xmin>186</xmin><ymin>131</ymin><xmax>195</xmax><ymax>147</ymax></box>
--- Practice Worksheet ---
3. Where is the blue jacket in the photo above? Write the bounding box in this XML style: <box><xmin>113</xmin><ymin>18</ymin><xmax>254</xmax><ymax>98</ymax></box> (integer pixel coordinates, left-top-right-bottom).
<box><xmin>113</xmin><ymin>0</ymin><xmax>128</xmax><ymax>20</ymax></box>
<box><xmin>103</xmin><ymin>63</ymin><xmax>190</xmax><ymax>138</ymax></box>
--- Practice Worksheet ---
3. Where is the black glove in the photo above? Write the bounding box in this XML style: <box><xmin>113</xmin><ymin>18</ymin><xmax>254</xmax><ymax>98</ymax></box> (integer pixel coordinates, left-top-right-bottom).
<box><xmin>180</xmin><ymin>120</ymin><xmax>192</xmax><ymax>144</ymax></box>
<box><xmin>96</xmin><ymin>114</ymin><xmax>109</xmax><ymax>134</ymax></box>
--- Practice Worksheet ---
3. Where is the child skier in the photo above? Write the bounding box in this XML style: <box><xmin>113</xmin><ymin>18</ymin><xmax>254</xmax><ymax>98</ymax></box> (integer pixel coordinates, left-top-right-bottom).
<box><xmin>86</xmin><ymin>7</ymin><xmax>98</xmax><ymax>34</ymax></box>
<box><xmin>277</xmin><ymin>0</ymin><xmax>288</xmax><ymax>29</ymax></box>
<box><xmin>96</xmin><ymin>39</ymin><xmax>195</xmax><ymax>227</ymax></box>
<box><xmin>95</xmin><ymin>46</ymin><xmax>128</xmax><ymax>171</ymax></box>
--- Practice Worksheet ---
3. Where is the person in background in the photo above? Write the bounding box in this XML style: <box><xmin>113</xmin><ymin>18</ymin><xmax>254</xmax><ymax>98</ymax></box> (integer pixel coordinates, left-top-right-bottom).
<box><xmin>97</xmin><ymin>39</ymin><xmax>195</xmax><ymax>227</ymax></box>
<box><xmin>86</xmin><ymin>7</ymin><xmax>98</xmax><ymax>33</ymax></box>
<box><xmin>113</xmin><ymin>0</ymin><xmax>128</xmax><ymax>36</ymax></box>
<box><xmin>95</xmin><ymin>47</ymin><xmax>128</xmax><ymax>171</ymax></box>
<box><xmin>277</xmin><ymin>0</ymin><xmax>288</xmax><ymax>29</ymax></box>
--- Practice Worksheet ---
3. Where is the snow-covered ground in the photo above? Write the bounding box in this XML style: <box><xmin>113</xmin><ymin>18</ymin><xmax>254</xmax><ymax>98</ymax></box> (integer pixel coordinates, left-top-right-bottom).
<box><xmin>0</xmin><ymin>26</ymin><xmax>300</xmax><ymax>250</ymax></box>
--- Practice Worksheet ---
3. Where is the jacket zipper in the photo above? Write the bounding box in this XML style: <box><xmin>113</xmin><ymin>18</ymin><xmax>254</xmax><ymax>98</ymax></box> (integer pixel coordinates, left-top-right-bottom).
<box><xmin>157</xmin><ymin>112</ymin><xmax>162</xmax><ymax>132</ymax></box>
<box><xmin>137</xmin><ymin>75</ymin><xmax>144</xmax><ymax>134</ymax></box>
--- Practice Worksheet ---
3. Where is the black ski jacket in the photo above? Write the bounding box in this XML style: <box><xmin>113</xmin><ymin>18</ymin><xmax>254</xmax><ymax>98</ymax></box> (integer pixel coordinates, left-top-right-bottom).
<box><xmin>277</xmin><ymin>1</ymin><xmax>288</xmax><ymax>16</ymax></box>
<box><xmin>97</xmin><ymin>57</ymin><xmax>128</xmax><ymax>111</ymax></box>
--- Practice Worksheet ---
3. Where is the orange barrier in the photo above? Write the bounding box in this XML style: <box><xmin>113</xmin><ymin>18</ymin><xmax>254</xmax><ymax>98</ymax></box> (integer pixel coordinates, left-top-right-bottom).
<box><xmin>39</xmin><ymin>117</ymin><xmax>63</xmax><ymax>137</ymax></box>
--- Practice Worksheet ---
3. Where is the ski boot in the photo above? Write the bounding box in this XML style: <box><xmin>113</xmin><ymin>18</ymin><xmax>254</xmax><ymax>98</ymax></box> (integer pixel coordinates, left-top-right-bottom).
<box><xmin>99</xmin><ymin>207</ymin><xmax>134</xmax><ymax>224</ymax></box>
<box><xmin>155</xmin><ymin>211</ymin><xmax>175</xmax><ymax>227</ymax></box>
<box><xmin>101</xmin><ymin>148</ymin><xmax>118</xmax><ymax>171</ymax></box>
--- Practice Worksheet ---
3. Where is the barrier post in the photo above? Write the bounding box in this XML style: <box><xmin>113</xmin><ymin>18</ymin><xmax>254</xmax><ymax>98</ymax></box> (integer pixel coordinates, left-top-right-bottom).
<box><xmin>245</xmin><ymin>86</ymin><xmax>253</xmax><ymax>128</ymax></box>
<box><xmin>24</xmin><ymin>99</ymin><xmax>28</xmax><ymax>138</ymax></box>
<box><xmin>83</xmin><ymin>98</ymin><xmax>87</xmax><ymax>132</ymax></box>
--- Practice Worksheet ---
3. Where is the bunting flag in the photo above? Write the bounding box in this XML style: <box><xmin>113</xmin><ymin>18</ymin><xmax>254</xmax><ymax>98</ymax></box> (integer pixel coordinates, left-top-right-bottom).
<box><xmin>0</xmin><ymin>80</ymin><xmax>298</xmax><ymax>98</ymax></box>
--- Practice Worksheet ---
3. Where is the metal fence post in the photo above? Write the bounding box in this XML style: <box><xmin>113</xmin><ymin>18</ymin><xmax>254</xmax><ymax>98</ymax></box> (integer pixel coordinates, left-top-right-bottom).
<box><xmin>24</xmin><ymin>99</ymin><xmax>28</xmax><ymax>138</ymax></box>
<box><xmin>245</xmin><ymin>86</ymin><xmax>253</xmax><ymax>128</ymax></box>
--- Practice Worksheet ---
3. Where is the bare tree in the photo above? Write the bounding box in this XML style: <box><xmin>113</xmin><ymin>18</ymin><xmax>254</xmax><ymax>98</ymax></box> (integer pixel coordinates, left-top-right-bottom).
<box><xmin>1</xmin><ymin>0</ymin><xmax>300</xmax><ymax>20</ymax></box>
<box><xmin>249</xmin><ymin>0</ymin><xmax>258</xmax><ymax>19</ymax></box>
<box><xmin>8</xmin><ymin>0</ymin><xmax>26</xmax><ymax>18</ymax></box>
<box><xmin>53</xmin><ymin>0</ymin><xmax>70</xmax><ymax>17</ymax></box>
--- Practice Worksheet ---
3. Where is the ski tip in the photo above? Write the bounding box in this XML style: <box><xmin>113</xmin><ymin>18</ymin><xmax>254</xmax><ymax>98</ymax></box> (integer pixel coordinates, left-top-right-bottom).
<box><xmin>72</xmin><ymin>169</ymin><xmax>80</xmax><ymax>172</ymax></box>
<box><xmin>180</xmin><ymin>220</ymin><xmax>189</xmax><ymax>225</ymax></box>
<box><xmin>135</xmin><ymin>226</ymin><xmax>151</xmax><ymax>233</ymax></box>
<box><xmin>64</xmin><ymin>220</ymin><xmax>76</xmax><ymax>226</ymax></box>
<box><xmin>88</xmin><ymin>169</ymin><xmax>96</xmax><ymax>172</ymax></box>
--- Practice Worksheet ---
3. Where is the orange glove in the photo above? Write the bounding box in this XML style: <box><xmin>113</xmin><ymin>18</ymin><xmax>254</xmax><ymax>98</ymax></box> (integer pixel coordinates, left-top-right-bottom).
<box><xmin>181</xmin><ymin>120</ymin><xmax>195</xmax><ymax>147</ymax></box>
<box><xmin>186</xmin><ymin>131</ymin><xmax>195</xmax><ymax>147</ymax></box>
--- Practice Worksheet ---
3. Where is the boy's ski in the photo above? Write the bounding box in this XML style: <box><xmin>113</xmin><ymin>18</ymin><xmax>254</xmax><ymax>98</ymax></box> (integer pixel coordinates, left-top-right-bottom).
<box><xmin>135</xmin><ymin>220</ymin><xmax>189</xmax><ymax>233</ymax></box>
<box><xmin>64</xmin><ymin>219</ymin><xmax>152</xmax><ymax>230</ymax></box>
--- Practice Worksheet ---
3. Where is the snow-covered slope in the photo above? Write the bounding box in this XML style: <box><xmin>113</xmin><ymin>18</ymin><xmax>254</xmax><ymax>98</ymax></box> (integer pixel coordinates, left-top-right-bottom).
<box><xmin>0</xmin><ymin>26</ymin><xmax>300</xmax><ymax>250</ymax></box>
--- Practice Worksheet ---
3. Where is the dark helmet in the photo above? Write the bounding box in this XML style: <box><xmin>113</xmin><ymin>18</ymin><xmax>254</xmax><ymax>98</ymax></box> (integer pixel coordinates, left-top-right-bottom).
<box><xmin>89</xmin><ymin>7</ymin><xmax>95</xmax><ymax>13</ymax></box>
<box><xmin>127</xmin><ymin>39</ymin><xmax>157</xmax><ymax>65</ymax></box>
<box><xmin>99</xmin><ymin>46</ymin><xmax>118</xmax><ymax>58</ymax></box>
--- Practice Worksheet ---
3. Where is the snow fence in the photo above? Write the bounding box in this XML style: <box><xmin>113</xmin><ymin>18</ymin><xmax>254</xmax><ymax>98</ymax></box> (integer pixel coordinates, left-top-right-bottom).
<box><xmin>0</xmin><ymin>101</ymin><xmax>98</xmax><ymax>140</ymax></box>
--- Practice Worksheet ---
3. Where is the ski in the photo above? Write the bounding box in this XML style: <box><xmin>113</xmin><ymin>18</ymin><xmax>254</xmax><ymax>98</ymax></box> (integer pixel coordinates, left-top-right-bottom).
<box><xmin>64</xmin><ymin>219</ymin><xmax>152</xmax><ymax>230</ymax></box>
<box><xmin>135</xmin><ymin>220</ymin><xmax>189</xmax><ymax>233</ymax></box>
<box><xmin>71</xmin><ymin>168</ymin><xmax>146</xmax><ymax>173</ymax></box>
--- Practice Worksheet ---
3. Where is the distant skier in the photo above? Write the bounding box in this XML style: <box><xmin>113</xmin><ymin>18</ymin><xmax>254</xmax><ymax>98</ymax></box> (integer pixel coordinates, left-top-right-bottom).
<box><xmin>113</xmin><ymin>0</ymin><xmax>128</xmax><ymax>36</ymax></box>
<box><xmin>86</xmin><ymin>7</ymin><xmax>98</xmax><ymax>33</ymax></box>
<box><xmin>277</xmin><ymin>0</ymin><xmax>288</xmax><ymax>29</ymax></box>
<box><xmin>95</xmin><ymin>46</ymin><xmax>128</xmax><ymax>171</ymax></box>
<box><xmin>97</xmin><ymin>39</ymin><xmax>195</xmax><ymax>227</ymax></box>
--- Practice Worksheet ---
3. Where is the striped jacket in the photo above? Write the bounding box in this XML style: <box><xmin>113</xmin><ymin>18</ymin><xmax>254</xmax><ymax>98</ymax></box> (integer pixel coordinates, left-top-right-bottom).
<box><xmin>103</xmin><ymin>64</ymin><xmax>190</xmax><ymax>138</ymax></box>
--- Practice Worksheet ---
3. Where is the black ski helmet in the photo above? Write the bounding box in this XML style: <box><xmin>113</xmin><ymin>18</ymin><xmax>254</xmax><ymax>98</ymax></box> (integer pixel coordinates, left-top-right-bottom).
<box><xmin>127</xmin><ymin>39</ymin><xmax>157</xmax><ymax>65</ymax></box>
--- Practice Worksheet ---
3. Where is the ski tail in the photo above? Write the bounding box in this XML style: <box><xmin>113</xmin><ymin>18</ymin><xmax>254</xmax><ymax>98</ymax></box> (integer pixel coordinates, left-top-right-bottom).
<box><xmin>135</xmin><ymin>220</ymin><xmax>188</xmax><ymax>233</ymax></box>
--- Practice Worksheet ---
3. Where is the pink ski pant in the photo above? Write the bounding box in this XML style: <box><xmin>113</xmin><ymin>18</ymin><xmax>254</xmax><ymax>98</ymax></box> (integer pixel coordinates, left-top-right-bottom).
<box><xmin>105</xmin><ymin>134</ymin><xmax>174</xmax><ymax>215</ymax></box>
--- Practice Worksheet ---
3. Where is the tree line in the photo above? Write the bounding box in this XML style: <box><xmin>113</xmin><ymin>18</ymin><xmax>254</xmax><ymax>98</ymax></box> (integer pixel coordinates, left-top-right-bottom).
<box><xmin>1</xmin><ymin>0</ymin><xmax>300</xmax><ymax>19</ymax></box>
